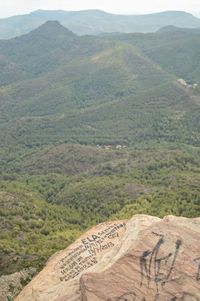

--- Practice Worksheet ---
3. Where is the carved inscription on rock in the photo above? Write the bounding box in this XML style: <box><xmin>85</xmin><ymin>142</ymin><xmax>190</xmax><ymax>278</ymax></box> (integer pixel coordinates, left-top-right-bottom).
<box><xmin>58</xmin><ymin>222</ymin><xmax>126</xmax><ymax>282</ymax></box>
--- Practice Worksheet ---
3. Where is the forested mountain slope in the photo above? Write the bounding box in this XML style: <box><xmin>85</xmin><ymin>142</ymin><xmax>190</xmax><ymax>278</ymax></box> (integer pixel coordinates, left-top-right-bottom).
<box><xmin>112</xmin><ymin>27</ymin><xmax>200</xmax><ymax>82</ymax></box>
<box><xmin>0</xmin><ymin>21</ymin><xmax>200</xmax><ymax>160</ymax></box>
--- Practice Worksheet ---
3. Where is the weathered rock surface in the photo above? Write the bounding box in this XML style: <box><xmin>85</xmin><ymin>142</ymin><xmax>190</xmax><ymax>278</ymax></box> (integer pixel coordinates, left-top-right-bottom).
<box><xmin>15</xmin><ymin>215</ymin><xmax>200</xmax><ymax>301</ymax></box>
<box><xmin>15</xmin><ymin>219</ymin><xmax>128</xmax><ymax>301</ymax></box>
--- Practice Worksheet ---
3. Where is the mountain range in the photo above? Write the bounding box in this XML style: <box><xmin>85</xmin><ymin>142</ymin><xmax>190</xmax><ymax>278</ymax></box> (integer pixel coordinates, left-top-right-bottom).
<box><xmin>0</xmin><ymin>10</ymin><xmax>200</xmax><ymax>39</ymax></box>
<box><xmin>0</xmin><ymin>20</ymin><xmax>200</xmax><ymax>162</ymax></box>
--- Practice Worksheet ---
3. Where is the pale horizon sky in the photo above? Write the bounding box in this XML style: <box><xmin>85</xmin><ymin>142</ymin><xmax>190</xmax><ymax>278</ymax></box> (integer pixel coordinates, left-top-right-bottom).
<box><xmin>0</xmin><ymin>0</ymin><xmax>200</xmax><ymax>18</ymax></box>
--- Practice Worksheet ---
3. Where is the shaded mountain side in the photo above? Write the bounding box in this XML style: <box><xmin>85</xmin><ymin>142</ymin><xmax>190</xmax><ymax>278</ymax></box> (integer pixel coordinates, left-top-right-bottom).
<box><xmin>0</xmin><ymin>21</ymin><xmax>79</xmax><ymax>85</ymax></box>
<box><xmin>0</xmin><ymin>41</ymin><xmax>172</xmax><ymax>115</ymax></box>
<box><xmin>0</xmin><ymin>10</ymin><xmax>200</xmax><ymax>39</ymax></box>
<box><xmin>110</xmin><ymin>27</ymin><xmax>200</xmax><ymax>82</ymax></box>
<box><xmin>157</xmin><ymin>25</ymin><xmax>200</xmax><ymax>33</ymax></box>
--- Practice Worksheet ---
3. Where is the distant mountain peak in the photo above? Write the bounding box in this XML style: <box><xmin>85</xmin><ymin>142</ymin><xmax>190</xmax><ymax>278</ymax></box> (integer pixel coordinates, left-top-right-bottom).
<box><xmin>43</xmin><ymin>20</ymin><xmax>61</xmax><ymax>25</ymax></box>
<box><xmin>12</xmin><ymin>19</ymin><xmax>78</xmax><ymax>45</ymax></box>
<box><xmin>157</xmin><ymin>25</ymin><xmax>181</xmax><ymax>32</ymax></box>
<box><xmin>158</xmin><ymin>24</ymin><xmax>200</xmax><ymax>33</ymax></box>
<box><xmin>34</xmin><ymin>20</ymin><xmax>76</xmax><ymax>36</ymax></box>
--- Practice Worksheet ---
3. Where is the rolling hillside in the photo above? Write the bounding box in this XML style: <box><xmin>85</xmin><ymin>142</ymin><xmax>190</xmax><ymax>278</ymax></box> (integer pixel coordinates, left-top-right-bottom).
<box><xmin>0</xmin><ymin>21</ymin><xmax>200</xmax><ymax>160</ymax></box>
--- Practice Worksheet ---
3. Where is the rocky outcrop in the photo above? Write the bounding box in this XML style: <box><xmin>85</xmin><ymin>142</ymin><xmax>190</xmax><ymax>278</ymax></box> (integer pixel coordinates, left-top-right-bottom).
<box><xmin>15</xmin><ymin>215</ymin><xmax>200</xmax><ymax>301</ymax></box>
<box><xmin>15</xmin><ymin>219</ymin><xmax>129</xmax><ymax>301</ymax></box>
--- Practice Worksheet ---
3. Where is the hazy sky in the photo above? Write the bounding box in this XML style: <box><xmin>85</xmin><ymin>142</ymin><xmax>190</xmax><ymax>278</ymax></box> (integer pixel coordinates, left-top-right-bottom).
<box><xmin>0</xmin><ymin>0</ymin><xmax>199</xmax><ymax>18</ymax></box>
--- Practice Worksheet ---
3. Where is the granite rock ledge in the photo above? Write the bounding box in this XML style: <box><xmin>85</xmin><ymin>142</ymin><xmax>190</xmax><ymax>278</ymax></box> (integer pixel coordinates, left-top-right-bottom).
<box><xmin>15</xmin><ymin>215</ymin><xmax>200</xmax><ymax>301</ymax></box>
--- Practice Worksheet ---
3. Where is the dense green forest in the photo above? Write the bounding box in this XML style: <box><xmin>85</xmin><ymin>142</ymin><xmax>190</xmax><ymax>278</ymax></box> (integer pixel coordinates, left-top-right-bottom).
<box><xmin>1</xmin><ymin>144</ymin><xmax>200</xmax><ymax>275</ymax></box>
<box><xmin>0</xmin><ymin>21</ymin><xmax>200</xmax><ymax>278</ymax></box>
